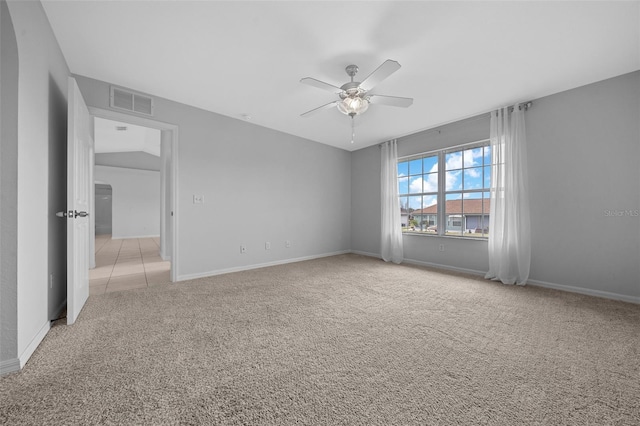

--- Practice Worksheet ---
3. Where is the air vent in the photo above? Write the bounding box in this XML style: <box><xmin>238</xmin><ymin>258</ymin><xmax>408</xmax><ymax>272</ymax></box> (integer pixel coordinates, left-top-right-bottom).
<box><xmin>110</xmin><ymin>86</ymin><xmax>154</xmax><ymax>116</ymax></box>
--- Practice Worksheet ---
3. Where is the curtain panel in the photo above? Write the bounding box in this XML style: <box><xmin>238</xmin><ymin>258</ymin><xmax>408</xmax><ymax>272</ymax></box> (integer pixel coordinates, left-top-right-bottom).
<box><xmin>485</xmin><ymin>106</ymin><xmax>531</xmax><ymax>285</ymax></box>
<box><xmin>380</xmin><ymin>139</ymin><xmax>403</xmax><ymax>264</ymax></box>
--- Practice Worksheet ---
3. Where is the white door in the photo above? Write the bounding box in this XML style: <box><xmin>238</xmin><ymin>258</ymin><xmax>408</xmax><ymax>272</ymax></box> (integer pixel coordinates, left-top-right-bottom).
<box><xmin>66</xmin><ymin>77</ymin><xmax>93</xmax><ymax>324</ymax></box>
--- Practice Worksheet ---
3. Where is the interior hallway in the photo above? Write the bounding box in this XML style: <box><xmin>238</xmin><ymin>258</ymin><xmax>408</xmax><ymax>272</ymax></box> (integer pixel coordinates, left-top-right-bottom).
<box><xmin>89</xmin><ymin>235</ymin><xmax>170</xmax><ymax>295</ymax></box>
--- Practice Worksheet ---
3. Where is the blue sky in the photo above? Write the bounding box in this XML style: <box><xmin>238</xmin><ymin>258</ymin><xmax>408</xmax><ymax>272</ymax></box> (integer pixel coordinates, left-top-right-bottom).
<box><xmin>398</xmin><ymin>146</ymin><xmax>491</xmax><ymax>210</ymax></box>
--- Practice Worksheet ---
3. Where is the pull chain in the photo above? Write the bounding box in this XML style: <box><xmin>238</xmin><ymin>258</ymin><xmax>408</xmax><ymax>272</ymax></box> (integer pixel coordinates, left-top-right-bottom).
<box><xmin>350</xmin><ymin>115</ymin><xmax>355</xmax><ymax>144</ymax></box>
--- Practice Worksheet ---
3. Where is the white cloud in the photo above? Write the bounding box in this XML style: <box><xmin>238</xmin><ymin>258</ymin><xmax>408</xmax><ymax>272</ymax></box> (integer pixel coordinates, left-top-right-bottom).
<box><xmin>424</xmin><ymin>195</ymin><xmax>437</xmax><ymax>207</ymax></box>
<box><xmin>410</xmin><ymin>174</ymin><xmax>438</xmax><ymax>194</ymax></box>
<box><xmin>446</xmin><ymin>170</ymin><xmax>461</xmax><ymax>190</ymax></box>
<box><xmin>445</xmin><ymin>152</ymin><xmax>462</xmax><ymax>170</ymax></box>
<box><xmin>464</xmin><ymin>147</ymin><xmax>483</xmax><ymax>167</ymax></box>
<box><xmin>446</xmin><ymin>148</ymin><xmax>488</xmax><ymax>171</ymax></box>
<box><xmin>466</xmin><ymin>168</ymin><xmax>481</xmax><ymax>178</ymax></box>
<box><xmin>409</xmin><ymin>177</ymin><xmax>422</xmax><ymax>193</ymax></box>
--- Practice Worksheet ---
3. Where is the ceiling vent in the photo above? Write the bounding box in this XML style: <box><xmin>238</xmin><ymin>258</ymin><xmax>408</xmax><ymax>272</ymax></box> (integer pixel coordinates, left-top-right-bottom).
<box><xmin>110</xmin><ymin>86</ymin><xmax>154</xmax><ymax>116</ymax></box>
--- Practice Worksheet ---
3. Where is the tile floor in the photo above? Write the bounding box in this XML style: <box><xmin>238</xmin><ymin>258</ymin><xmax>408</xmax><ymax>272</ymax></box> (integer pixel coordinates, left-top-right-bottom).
<box><xmin>89</xmin><ymin>235</ymin><xmax>171</xmax><ymax>295</ymax></box>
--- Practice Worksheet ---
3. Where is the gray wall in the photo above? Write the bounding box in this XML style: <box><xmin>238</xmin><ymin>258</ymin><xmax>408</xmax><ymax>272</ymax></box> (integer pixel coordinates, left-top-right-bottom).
<box><xmin>94</xmin><ymin>165</ymin><xmax>161</xmax><ymax>239</ymax></box>
<box><xmin>75</xmin><ymin>75</ymin><xmax>352</xmax><ymax>279</ymax></box>
<box><xmin>2</xmin><ymin>0</ymin><xmax>70</xmax><ymax>372</ymax></box>
<box><xmin>350</xmin><ymin>144</ymin><xmax>381</xmax><ymax>257</ymax></box>
<box><xmin>1</xmin><ymin>0</ymin><xmax>20</xmax><ymax>372</ymax></box>
<box><xmin>351</xmin><ymin>71</ymin><xmax>640</xmax><ymax>301</ymax></box>
<box><xmin>526</xmin><ymin>71</ymin><xmax>640</xmax><ymax>300</ymax></box>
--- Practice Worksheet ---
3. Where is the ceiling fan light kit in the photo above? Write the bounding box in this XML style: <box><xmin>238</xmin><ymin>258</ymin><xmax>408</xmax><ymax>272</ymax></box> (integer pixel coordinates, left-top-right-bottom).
<box><xmin>337</xmin><ymin>91</ymin><xmax>369</xmax><ymax>116</ymax></box>
<box><xmin>300</xmin><ymin>59</ymin><xmax>413</xmax><ymax>144</ymax></box>
<box><xmin>337</xmin><ymin>65</ymin><xmax>369</xmax><ymax>117</ymax></box>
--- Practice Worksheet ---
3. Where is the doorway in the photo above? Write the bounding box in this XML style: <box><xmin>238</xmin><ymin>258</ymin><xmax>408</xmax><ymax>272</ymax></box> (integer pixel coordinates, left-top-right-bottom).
<box><xmin>94</xmin><ymin>183</ymin><xmax>112</xmax><ymax>235</ymax></box>
<box><xmin>90</xmin><ymin>117</ymin><xmax>169</xmax><ymax>294</ymax></box>
<box><xmin>87</xmin><ymin>108</ymin><xmax>179</xmax><ymax>289</ymax></box>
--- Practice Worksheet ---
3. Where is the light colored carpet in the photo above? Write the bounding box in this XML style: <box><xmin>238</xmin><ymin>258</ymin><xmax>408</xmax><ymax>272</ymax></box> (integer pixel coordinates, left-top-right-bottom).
<box><xmin>1</xmin><ymin>254</ymin><xmax>639</xmax><ymax>425</ymax></box>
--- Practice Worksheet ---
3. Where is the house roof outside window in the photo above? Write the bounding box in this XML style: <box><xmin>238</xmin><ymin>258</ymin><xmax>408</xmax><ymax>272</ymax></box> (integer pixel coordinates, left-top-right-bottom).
<box><xmin>412</xmin><ymin>199</ymin><xmax>491</xmax><ymax>215</ymax></box>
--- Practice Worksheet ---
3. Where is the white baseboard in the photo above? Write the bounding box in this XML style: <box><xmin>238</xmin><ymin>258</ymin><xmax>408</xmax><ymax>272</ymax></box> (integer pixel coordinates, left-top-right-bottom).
<box><xmin>0</xmin><ymin>358</ymin><xmax>21</xmax><ymax>376</ymax></box>
<box><xmin>177</xmin><ymin>250</ymin><xmax>351</xmax><ymax>282</ymax></box>
<box><xmin>527</xmin><ymin>279</ymin><xmax>640</xmax><ymax>305</ymax></box>
<box><xmin>351</xmin><ymin>250</ymin><xmax>486</xmax><ymax>277</ymax></box>
<box><xmin>351</xmin><ymin>251</ymin><xmax>639</xmax><ymax>305</ymax></box>
<box><xmin>19</xmin><ymin>321</ymin><xmax>50</xmax><ymax>368</ymax></box>
<box><xmin>401</xmin><ymin>257</ymin><xmax>486</xmax><ymax>277</ymax></box>
<box><xmin>350</xmin><ymin>250</ymin><xmax>382</xmax><ymax>259</ymax></box>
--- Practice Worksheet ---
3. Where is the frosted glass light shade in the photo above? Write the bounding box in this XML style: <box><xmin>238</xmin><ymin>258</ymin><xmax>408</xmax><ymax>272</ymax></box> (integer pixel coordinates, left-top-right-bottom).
<box><xmin>337</xmin><ymin>95</ymin><xmax>369</xmax><ymax>116</ymax></box>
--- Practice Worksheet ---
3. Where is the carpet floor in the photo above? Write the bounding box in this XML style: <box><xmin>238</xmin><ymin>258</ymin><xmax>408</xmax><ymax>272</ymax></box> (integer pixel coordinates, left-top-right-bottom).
<box><xmin>1</xmin><ymin>254</ymin><xmax>639</xmax><ymax>425</ymax></box>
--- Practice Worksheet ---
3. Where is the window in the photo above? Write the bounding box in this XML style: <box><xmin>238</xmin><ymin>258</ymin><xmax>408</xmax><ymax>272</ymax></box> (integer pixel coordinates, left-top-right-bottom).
<box><xmin>398</xmin><ymin>140</ymin><xmax>491</xmax><ymax>238</ymax></box>
<box><xmin>398</xmin><ymin>154</ymin><xmax>438</xmax><ymax>233</ymax></box>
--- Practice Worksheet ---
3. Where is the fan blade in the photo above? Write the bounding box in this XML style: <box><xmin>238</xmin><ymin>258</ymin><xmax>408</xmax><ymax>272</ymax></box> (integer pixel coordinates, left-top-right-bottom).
<box><xmin>300</xmin><ymin>77</ymin><xmax>342</xmax><ymax>93</ymax></box>
<box><xmin>368</xmin><ymin>94</ymin><xmax>413</xmax><ymax>108</ymax></box>
<box><xmin>360</xmin><ymin>60</ymin><xmax>401</xmax><ymax>92</ymax></box>
<box><xmin>300</xmin><ymin>101</ymin><xmax>338</xmax><ymax>117</ymax></box>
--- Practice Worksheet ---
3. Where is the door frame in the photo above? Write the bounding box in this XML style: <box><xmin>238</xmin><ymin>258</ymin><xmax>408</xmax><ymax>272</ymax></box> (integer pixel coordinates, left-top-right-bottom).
<box><xmin>88</xmin><ymin>107</ymin><xmax>179</xmax><ymax>282</ymax></box>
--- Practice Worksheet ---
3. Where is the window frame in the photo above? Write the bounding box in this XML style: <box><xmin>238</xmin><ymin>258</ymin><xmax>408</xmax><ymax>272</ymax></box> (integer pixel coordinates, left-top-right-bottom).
<box><xmin>398</xmin><ymin>139</ymin><xmax>491</xmax><ymax>239</ymax></box>
<box><xmin>398</xmin><ymin>153</ymin><xmax>438</xmax><ymax>233</ymax></box>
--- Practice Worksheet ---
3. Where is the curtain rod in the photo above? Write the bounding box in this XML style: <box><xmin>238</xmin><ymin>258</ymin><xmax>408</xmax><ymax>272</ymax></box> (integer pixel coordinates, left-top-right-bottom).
<box><xmin>379</xmin><ymin>100</ymin><xmax>533</xmax><ymax>147</ymax></box>
<box><xmin>510</xmin><ymin>101</ymin><xmax>533</xmax><ymax>112</ymax></box>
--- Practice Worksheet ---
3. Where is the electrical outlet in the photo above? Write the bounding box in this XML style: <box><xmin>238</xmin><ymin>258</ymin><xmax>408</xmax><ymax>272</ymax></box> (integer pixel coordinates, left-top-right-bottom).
<box><xmin>193</xmin><ymin>195</ymin><xmax>204</xmax><ymax>204</ymax></box>
<box><xmin>439</xmin><ymin>244</ymin><xmax>445</xmax><ymax>252</ymax></box>
<box><xmin>240</xmin><ymin>245</ymin><xmax>247</xmax><ymax>254</ymax></box>
<box><xmin>265</xmin><ymin>242</ymin><xmax>271</xmax><ymax>250</ymax></box>
<box><xmin>285</xmin><ymin>240</ymin><xmax>291</xmax><ymax>248</ymax></box>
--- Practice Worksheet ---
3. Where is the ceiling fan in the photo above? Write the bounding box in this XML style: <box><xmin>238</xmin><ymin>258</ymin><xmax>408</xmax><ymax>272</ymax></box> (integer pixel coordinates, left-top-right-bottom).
<box><xmin>299</xmin><ymin>59</ymin><xmax>413</xmax><ymax>143</ymax></box>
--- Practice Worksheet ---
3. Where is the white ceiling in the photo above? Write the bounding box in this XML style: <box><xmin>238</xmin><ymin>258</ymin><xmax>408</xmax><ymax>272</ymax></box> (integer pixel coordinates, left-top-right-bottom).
<box><xmin>94</xmin><ymin>117</ymin><xmax>161</xmax><ymax>156</ymax></box>
<box><xmin>42</xmin><ymin>1</ymin><xmax>640</xmax><ymax>151</ymax></box>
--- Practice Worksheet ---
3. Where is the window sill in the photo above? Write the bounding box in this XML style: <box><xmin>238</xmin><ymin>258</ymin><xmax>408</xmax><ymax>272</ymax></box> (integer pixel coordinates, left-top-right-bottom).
<box><xmin>402</xmin><ymin>232</ymin><xmax>488</xmax><ymax>241</ymax></box>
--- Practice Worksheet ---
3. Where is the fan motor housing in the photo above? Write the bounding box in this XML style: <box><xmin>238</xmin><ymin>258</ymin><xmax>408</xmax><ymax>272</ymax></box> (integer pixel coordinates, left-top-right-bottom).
<box><xmin>345</xmin><ymin>64</ymin><xmax>359</xmax><ymax>77</ymax></box>
<box><xmin>340</xmin><ymin>81</ymin><xmax>362</xmax><ymax>93</ymax></box>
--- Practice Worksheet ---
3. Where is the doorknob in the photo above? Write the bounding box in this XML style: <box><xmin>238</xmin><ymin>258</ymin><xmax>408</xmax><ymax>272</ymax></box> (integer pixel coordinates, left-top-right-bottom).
<box><xmin>56</xmin><ymin>210</ymin><xmax>89</xmax><ymax>218</ymax></box>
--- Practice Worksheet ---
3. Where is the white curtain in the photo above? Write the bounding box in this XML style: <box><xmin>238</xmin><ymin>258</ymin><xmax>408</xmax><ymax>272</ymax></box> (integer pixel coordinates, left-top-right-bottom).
<box><xmin>380</xmin><ymin>139</ymin><xmax>403</xmax><ymax>264</ymax></box>
<box><xmin>485</xmin><ymin>106</ymin><xmax>531</xmax><ymax>285</ymax></box>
